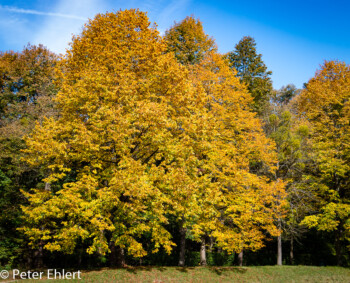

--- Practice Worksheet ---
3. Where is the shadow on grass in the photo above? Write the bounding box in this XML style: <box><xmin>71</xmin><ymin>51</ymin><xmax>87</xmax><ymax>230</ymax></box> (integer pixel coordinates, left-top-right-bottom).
<box><xmin>119</xmin><ymin>266</ymin><xmax>248</xmax><ymax>276</ymax></box>
<box><xmin>208</xmin><ymin>266</ymin><xmax>248</xmax><ymax>275</ymax></box>
<box><xmin>175</xmin><ymin>267</ymin><xmax>195</xmax><ymax>273</ymax></box>
<box><xmin>124</xmin><ymin>266</ymin><xmax>167</xmax><ymax>274</ymax></box>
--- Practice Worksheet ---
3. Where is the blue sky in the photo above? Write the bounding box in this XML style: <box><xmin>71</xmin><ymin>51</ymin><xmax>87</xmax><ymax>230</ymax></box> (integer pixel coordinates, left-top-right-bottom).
<box><xmin>0</xmin><ymin>0</ymin><xmax>349</xmax><ymax>89</ymax></box>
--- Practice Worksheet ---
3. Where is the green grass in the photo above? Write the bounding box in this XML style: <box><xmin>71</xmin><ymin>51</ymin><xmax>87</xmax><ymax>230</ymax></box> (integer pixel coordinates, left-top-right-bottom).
<box><xmin>7</xmin><ymin>265</ymin><xmax>350</xmax><ymax>282</ymax></box>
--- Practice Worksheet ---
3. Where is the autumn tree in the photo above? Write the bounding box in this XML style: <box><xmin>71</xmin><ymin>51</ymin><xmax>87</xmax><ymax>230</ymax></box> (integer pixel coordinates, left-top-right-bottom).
<box><xmin>225</xmin><ymin>36</ymin><xmax>278</xmax><ymax>264</ymax></box>
<box><xmin>297</xmin><ymin>61</ymin><xmax>350</xmax><ymax>266</ymax></box>
<box><xmin>164</xmin><ymin>15</ymin><xmax>218</xmax><ymax>266</ymax></box>
<box><xmin>21</xmin><ymin>10</ymin><xmax>286</xmax><ymax>268</ymax></box>
<box><xmin>226</xmin><ymin>36</ymin><xmax>273</xmax><ymax>116</ymax></box>
<box><xmin>21</xmin><ymin>10</ymin><xmax>218</xmax><ymax>266</ymax></box>
<box><xmin>266</xmin><ymin>106</ymin><xmax>314</xmax><ymax>265</ymax></box>
<box><xmin>188</xmin><ymin>52</ymin><xmax>286</xmax><ymax>265</ymax></box>
<box><xmin>0</xmin><ymin>45</ymin><xmax>58</xmax><ymax>267</ymax></box>
<box><xmin>165</xmin><ymin>18</ymin><xmax>285</xmax><ymax>266</ymax></box>
<box><xmin>164</xmin><ymin>16</ymin><xmax>217</xmax><ymax>65</ymax></box>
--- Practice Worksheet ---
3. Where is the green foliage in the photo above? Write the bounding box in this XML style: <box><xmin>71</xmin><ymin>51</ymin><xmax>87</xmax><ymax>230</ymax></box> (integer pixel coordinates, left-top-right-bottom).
<box><xmin>274</xmin><ymin>84</ymin><xmax>301</xmax><ymax>105</ymax></box>
<box><xmin>0</xmin><ymin>44</ymin><xmax>58</xmax><ymax>267</ymax></box>
<box><xmin>265</xmin><ymin>93</ymin><xmax>315</xmax><ymax>253</ymax></box>
<box><xmin>164</xmin><ymin>16</ymin><xmax>217</xmax><ymax>65</ymax></box>
<box><xmin>297</xmin><ymin>61</ymin><xmax>350</xmax><ymax>264</ymax></box>
<box><xmin>268</xmin><ymin>110</ymin><xmax>307</xmax><ymax>172</ymax></box>
<box><xmin>0</xmin><ymin>170</ymin><xmax>14</xmax><ymax>265</ymax></box>
<box><xmin>225</xmin><ymin>36</ymin><xmax>273</xmax><ymax>116</ymax></box>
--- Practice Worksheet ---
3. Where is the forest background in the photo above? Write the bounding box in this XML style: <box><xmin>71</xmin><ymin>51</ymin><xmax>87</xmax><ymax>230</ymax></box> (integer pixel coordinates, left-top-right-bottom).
<box><xmin>0</xmin><ymin>8</ymin><xmax>349</xmax><ymax>270</ymax></box>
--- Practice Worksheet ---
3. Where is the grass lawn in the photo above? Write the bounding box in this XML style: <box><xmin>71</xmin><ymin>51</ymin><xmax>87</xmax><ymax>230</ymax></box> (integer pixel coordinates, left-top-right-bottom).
<box><xmin>11</xmin><ymin>265</ymin><xmax>349</xmax><ymax>282</ymax></box>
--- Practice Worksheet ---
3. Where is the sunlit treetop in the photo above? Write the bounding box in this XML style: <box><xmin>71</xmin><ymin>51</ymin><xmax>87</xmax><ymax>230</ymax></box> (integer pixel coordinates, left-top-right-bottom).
<box><xmin>164</xmin><ymin>16</ymin><xmax>217</xmax><ymax>65</ymax></box>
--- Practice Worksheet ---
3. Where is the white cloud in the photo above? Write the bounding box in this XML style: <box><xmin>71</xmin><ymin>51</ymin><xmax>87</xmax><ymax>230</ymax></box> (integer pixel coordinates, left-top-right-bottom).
<box><xmin>33</xmin><ymin>0</ymin><xmax>104</xmax><ymax>54</ymax></box>
<box><xmin>155</xmin><ymin>0</ymin><xmax>190</xmax><ymax>29</ymax></box>
<box><xmin>2</xmin><ymin>0</ymin><xmax>190</xmax><ymax>54</ymax></box>
<box><xmin>0</xmin><ymin>5</ymin><xmax>87</xmax><ymax>20</ymax></box>
<box><xmin>130</xmin><ymin>0</ymin><xmax>190</xmax><ymax>36</ymax></box>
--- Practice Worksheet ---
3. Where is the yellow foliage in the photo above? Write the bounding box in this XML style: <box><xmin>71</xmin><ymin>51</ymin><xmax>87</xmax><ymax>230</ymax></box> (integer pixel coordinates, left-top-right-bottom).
<box><xmin>297</xmin><ymin>61</ymin><xmax>350</xmax><ymax>246</ymax></box>
<box><xmin>21</xmin><ymin>9</ymin><xmax>285</xmax><ymax>258</ymax></box>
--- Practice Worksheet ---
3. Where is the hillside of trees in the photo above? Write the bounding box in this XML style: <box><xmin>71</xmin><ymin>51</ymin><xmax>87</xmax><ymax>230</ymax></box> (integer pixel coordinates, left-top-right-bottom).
<box><xmin>0</xmin><ymin>9</ymin><xmax>349</xmax><ymax>269</ymax></box>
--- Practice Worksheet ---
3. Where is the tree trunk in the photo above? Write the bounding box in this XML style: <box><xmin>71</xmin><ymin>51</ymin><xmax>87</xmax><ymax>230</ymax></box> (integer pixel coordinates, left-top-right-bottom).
<box><xmin>238</xmin><ymin>250</ymin><xmax>243</xmax><ymax>266</ymax></box>
<box><xmin>335</xmin><ymin>228</ymin><xmax>343</xmax><ymax>266</ymax></box>
<box><xmin>209</xmin><ymin>236</ymin><xmax>214</xmax><ymax>252</ymax></box>
<box><xmin>200</xmin><ymin>236</ymin><xmax>207</xmax><ymax>266</ymax></box>
<box><xmin>78</xmin><ymin>248</ymin><xmax>83</xmax><ymax>267</ymax></box>
<box><xmin>45</xmin><ymin>182</ymin><xmax>51</xmax><ymax>191</ymax></box>
<box><xmin>178</xmin><ymin>226</ymin><xmax>186</xmax><ymax>267</ymax></box>
<box><xmin>109</xmin><ymin>242</ymin><xmax>125</xmax><ymax>267</ymax></box>
<box><xmin>277</xmin><ymin>235</ymin><xmax>283</xmax><ymax>265</ymax></box>
<box><xmin>34</xmin><ymin>242</ymin><xmax>44</xmax><ymax>268</ymax></box>
<box><xmin>290</xmin><ymin>237</ymin><xmax>294</xmax><ymax>265</ymax></box>
<box><xmin>116</xmin><ymin>246</ymin><xmax>125</xmax><ymax>267</ymax></box>
<box><xmin>277</xmin><ymin>219</ymin><xmax>282</xmax><ymax>266</ymax></box>
<box><xmin>26</xmin><ymin>249</ymin><xmax>33</xmax><ymax>269</ymax></box>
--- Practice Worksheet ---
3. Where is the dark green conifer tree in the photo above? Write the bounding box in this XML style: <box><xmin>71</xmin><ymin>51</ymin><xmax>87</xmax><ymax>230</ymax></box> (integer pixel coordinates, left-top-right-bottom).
<box><xmin>226</xmin><ymin>36</ymin><xmax>273</xmax><ymax>116</ymax></box>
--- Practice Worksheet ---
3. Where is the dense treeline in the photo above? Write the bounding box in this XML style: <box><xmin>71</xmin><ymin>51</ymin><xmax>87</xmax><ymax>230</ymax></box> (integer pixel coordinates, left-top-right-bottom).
<box><xmin>0</xmin><ymin>9</ymin><xmax>349</xmax><ymax>269</ymax></box>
